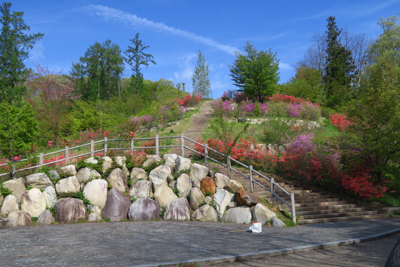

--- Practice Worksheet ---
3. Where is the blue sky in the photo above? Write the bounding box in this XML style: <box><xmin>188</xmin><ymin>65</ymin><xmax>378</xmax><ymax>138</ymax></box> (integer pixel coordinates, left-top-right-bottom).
<box><xmin>12</xmin><ymin>0</ymin><xmax>400</xmax><ymax>98</ymax></box>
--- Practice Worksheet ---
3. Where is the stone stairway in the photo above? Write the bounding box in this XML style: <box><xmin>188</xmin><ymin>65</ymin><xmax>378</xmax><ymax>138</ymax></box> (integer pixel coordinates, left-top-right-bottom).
<box><xmin>193</xmin><ymin>156</ymin><xmax>387</xmax><ymax>225</ymax></box>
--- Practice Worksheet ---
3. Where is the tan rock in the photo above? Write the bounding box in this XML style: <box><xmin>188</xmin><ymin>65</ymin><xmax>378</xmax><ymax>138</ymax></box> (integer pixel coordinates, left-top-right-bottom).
<box><xmin>154</xmin><ymin>184</ymin><xmax>178</xmax><ymax>207</ymax></box>
<box><xmin>1</xmin><ymin>195</ymin><xmax>19</xmax><ymax>215</ymax></box>
<box><xmin>3</xmin><ymin>178</ymin><xmax>26</xmax><ymax>203</ymax></box>
<box><xmin>224</xmin><ymin>180</ymin><xmax>243</xmax><ymax>193</ymax></box>
<box><xmin>55</xmin><ymin>176</ymin><xmax>80</xmax><ymax>194</ymax></box>
<box><xmin>107</xmin><ymin>168</ymin><xmax>127</xmax><ymax>193</ymax></box>
<box><xmin>7</xmin><ymin>211</ymin><xmax>33</xmax><ymax>227</ymax></box>
<box><xmin>83</xmin><ymin>179</ymin><xmax>108</xmax><ymax>209</ymax></box>
<box><xmin>20</xmin><ymin>188</ymin><xmax>46</xmax><ymax>218</ymax></box>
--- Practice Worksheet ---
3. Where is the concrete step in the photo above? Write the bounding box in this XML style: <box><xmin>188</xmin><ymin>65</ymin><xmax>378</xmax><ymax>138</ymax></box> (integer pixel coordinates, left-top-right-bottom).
<box><xmin>282</xmin><ymin>204</ymin><xmax>358</xmax><ymax>212</ymax></box>
<box><xmin>298</xmin><ymin>214</ymin><xmax>388</xmax><ymax>224</ymax></box>
<box><xmin>293</xmin><ymin>201</ymin><xmax>347</xmax><ymax>208</ymax></box>
<box><xmin>296</xmin><ymin>207</ymin><xmax>368</xmax><ymax>215</ymax></box>
<box><xmin>300</xmin><ymin>210</ymin><xmax>377</xmax><ymax>219</ymax></box>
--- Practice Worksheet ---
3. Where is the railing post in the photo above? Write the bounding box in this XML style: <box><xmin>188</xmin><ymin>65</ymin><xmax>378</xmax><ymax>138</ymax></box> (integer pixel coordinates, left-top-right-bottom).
<box><xmin>39</xmin><ymin>153</ymin><xmax>43</xmax><ymax>167</ymax></box>
<box><xmin>65</xmin><ymin>146</ymin><xmax>69</xmax><ymax>165</ymax></box>
<box><xmin>130</xmin><ymin>139</ymin><xmax>134</xmax><ymax>156</ymax></box>
<box><xmin>180</xmin><ymin>133</ymin><xmax>184</xmax><ymax>157</ymax></box>
<box><xmin>271</xmin><ymin>178</ymin><xmax>275</xmax><ymax>203</ymax></box>
<box><xmin>155</xmin><ymin>135</ymin><xmax>159</xmax><ymax>156</ymax></box>
<box><xmin>249</xmin><ymin>165</ymin><xmax>254</xmax><ymax>192</ymax></box>
<box><xmin>10</xmin><ymin>164</ymin><xmax>15</xmax><ymax>180</ymax></box>
<box><xmin>290</xmin><ymin>192</ymin><xmax>296</xmax><ymax>224</ymax></box>
<box><xmin>104</xmin><ymin>137</ymin><xmax>108</xmax><ymax>156</ymax></box>
<box><xmin>91</xmin><ymin>140</ymin><xmax>94</xmax><ymax>157</ymax></box>
<box><xmin>227</xmin><ymin>155</ymin><xmax>231</xmax><ymax>178</ymax></box>
<box><xmin>204</xmin><ymin>143</ymin><xmax>208</xmax><ymax>166</ymax></box>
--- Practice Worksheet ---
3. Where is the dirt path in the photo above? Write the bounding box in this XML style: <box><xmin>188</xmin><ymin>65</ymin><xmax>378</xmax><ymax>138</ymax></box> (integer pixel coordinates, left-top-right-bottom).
<box><xmin>170</xmin><ymin>100</ymin><xmax>213</xmax><ymax>157</ymax></box>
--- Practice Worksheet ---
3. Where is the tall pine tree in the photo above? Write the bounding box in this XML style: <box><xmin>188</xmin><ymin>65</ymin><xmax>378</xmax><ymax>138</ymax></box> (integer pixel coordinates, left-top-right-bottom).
<box><xmin>323</xmin><ymin>16</ymin><xmax>357</xmax><ymax>108</ymax></box>
<box><xmin>191</xmin><ymin>50</ymin><xmax>211</xmax><ymax>98</ymax></box>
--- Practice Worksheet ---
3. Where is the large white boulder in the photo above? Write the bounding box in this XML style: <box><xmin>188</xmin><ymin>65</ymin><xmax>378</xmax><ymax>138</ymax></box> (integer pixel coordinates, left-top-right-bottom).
<box><xmin>153</xmin><ymin>184</ymin><xmax>178</xmax><ymax>207</ymax></box>
<box><xmin>175</xmin><ymin>173</ymin><xmax>192</xmax><ymax>198</ymax></box>
<box><xmin>60</xmin><ymin>165</ymin><xmax>77</xmax><ymax>176</ymax></box>
<box><xmin>43</xmin><ymin>186</ymin><xmax>57</xmax><ymax>208</ymax></box>
<box><xmin>2</xmin><ymin>178</ymin><xmax>26</xmax><ymax>203</ymax></box>
<box><xmin>84</xmin><ymin>157</ymin><xmax>98</xmax><ymax>164</ymax></box>
<box><xmin>163</xmin><ymin>154</ymin><xmax>177</xmax><ymax>172</ymax></box>
<box><xmin>25</xmin><ymin>173</ymin><xmax>53</xmax><ymax>190</ymax></box>
<box><xmin>1</xmin><ymin>194</ymin><xmax>19</xmax><ymax>215</ymax></box>
<box><xmin>175</xmin><ymin>156</ymin><xmax>191</xmax><ymax>174</ymax></box>
<box><xmin>20</xmin><ymin>188</ymin><xmax>46</xmax><ymax>218</ymax></box>
<box><xmin>189</xmin><ymin>163</ymin><xmax>209</xmax><ymax>182</ymax></box>
<box><xmin>214</xmin><ymin>173</ymin><xmax>230</xmax><ymax>189</ymax></box>
<box><xmin>107</xmin><ymin>168</ymin><xmax>128</xmax><ymax>193</ymax></box>
<box><xmin>164</xmin><ymin>198</ymin><xmax>190</xmax><ymax>221</ymax></box>
<box><xmin>102</xmin><ymin>156</ymin><xmax>113</xmax><ymax>173</ymax></box>
<box><xmin>189</xmin><ymin>187</ymin><xmax>205</xmax><ymax>210</ymax></box>
<box><xmin>88</xmin><ymin>213</ymin><xmax>102</xmax><ymax>223</ymax></box>
<box><xmin>221</xmin><ymin>206</ymin><xmax>252</xmax><ymax>224</ymax></box>
<box><xmin>55</xmin><ymin>176</ymin><xmax>80</xmax><ymax>194</ymax></box>
<box><xmin>76</xmin><ymin>167</ymin><xmax>101</xmax><ymax>183</ymax></box>
<box><xmin>129</xmin><ymin>180</ymin><xmax>153</xmax><ymax>199</ymax></box>
<box><xmin>191</xmin><ymin>204</ymin><xmax>218</xmax><ymax>222</ymax></box>
<box><xmin>83</xmin><ymin>179</ymin><xmax>108</xmax><ymax>209</ymax></box>
<box><xmin>149</xmin><ymin>165</ymin><xmax>171</xmax><ymax>192</ymax></box>
<box><xmin>143</xmin><ymin>155</ymin><xmax>162</xmax><ymax>168</ymax></box>
<box><xmin>130</xmin><ymin>168</ymin><xmax>148</xmax><ymax>184</ymax></box>
<box><xmin>114</xmin><ymin>156</ymin><xmax>126</xmax><ymax>167</ymax></box>
<box><xmin>212</xmin><ymin>189</ymin><xmax>234</xmax><ymax>218</ymax></box>
<box><xmin>7</xmin><ymin>211</ymin><xmax>33</xmax><ymax>227</ymax></box>
<box><xmin>252</xmin><ymin>203</ymin><xmax>276</xmax><ymax>225</ymax></box>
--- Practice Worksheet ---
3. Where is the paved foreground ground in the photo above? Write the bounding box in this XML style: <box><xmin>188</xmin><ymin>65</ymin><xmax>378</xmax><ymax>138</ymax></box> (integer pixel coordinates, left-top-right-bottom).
<box><xmin>0</xmin><ymin>219</ymin><xmax>400</xmax><ymax>266</ymax></box>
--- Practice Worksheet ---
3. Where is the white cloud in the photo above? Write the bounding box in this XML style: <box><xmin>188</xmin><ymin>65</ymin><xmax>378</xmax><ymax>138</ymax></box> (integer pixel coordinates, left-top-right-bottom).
<box><xmin>279</xmin><ymin>62</ymin><xmax>291</xmax><ymax>70</ymax></box>
<box><xmin>25</xmin><ymin>41</ymin><xmax>45</xmax><ymax>62</ymax></box>
<box><xmin>83</xmin><ymin>5</ymin><xmax>238</xmax><ymax>55</ymax></box>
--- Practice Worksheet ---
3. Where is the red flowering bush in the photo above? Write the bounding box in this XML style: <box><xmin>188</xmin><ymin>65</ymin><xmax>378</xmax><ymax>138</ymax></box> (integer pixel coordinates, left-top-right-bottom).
<box><xmin>177</xmin><ymin>93</ymin><xmax>202</xmax><ymax>107</ymax></box>
<box><xmin>329</xmin><ymin>113</ymin><xmax>350</xmax><ymax>130</ymax></box>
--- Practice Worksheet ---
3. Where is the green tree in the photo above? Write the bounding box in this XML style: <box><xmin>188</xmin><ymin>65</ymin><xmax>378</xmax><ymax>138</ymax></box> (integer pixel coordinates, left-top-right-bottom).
<box><xmin>0</xmin><ymin>2</ymin><xmax>44</xmax><ymax>104</ymax></box>
<box><xmin>366</xmin><ymin>15</ymin><xmax>400</xmax><ymax>66</ymax></box>
<box><xmin>323</xmin><ymin>16</ymin><xmax>357</xmax><ymax>108</ymax></box>
<box><xmin>0</xmin><ymin>102</ymin><xmax>36</xmax><ymax>160</ymax></box>
<box><xmin>337</xmin><ymin>55</ymin><xmax>400</xmax><ymax>184</ymax></box>
<box><xmin>229</xmin><ymin>41</ymin><xmax>280</xmax><ymax>103</ymax></box>
<box><xmin>191</xmin><ymin>50</ymin><xmax>211</xmax><ymax>98</ymax></box>
<box><xmin>124</xmin><ymin>33</ymin><xmax>156</xmax><ymax>95</ymax></box>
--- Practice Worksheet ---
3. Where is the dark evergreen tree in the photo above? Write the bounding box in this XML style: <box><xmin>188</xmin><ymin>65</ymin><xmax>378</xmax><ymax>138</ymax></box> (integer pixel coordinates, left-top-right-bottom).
<box><xmin>323</xmin><ymin>16</ymin><xmax>357</xmax><ymax>108</ymax></box>
<box><xmin>0</xmin><ymin>2</ymin><xmax>44</xmax><ymax>104</ymax></box>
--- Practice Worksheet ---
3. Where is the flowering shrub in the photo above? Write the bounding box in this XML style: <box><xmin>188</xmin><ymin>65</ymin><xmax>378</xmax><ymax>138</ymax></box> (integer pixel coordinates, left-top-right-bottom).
<box><xmin>177</xmin><ymin>93</ymin><xmax>202</xmax><ymax>107</ymax></box>
<box><xmin>329</xmin><ymin>113</ymin><xmax>350</xmax><ymax>130</ymax></box>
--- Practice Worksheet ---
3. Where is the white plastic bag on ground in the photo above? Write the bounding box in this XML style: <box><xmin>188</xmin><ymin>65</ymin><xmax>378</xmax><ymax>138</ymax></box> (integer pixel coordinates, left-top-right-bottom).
<box><xmin>248</xmin><ymin>221</ymin><xmax>262</xmax><ymax>233</ymax></box>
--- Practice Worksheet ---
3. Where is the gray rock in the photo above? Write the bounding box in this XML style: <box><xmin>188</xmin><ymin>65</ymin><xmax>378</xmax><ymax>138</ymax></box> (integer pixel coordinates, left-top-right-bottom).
<box><xmin>20</xmin><ymin>188</ymin><xmax>46</xmax><ymax>218</ymax></box>
<box><xmin>0</xmin><ymin>194</ymin><xmax>3</xmax><ymax>206</ymax></box>
<box><xmin>43</xmin><ymin>186</ymin><xmax>57</xmax><ymax>208</ymax></box>
<box><xmin>164</xmin><ymin>198</ymin><xmax>190</xmax><ymax>221</ymax></box>
<box><xmin>154</xmin><ymin>184</ymin><xmax>178</xmax><ymax>207</ymax></box>
<box><xmin>191</xmin><ymin>204</ymin><xmax>218</xmax><ymax>222</ymax></box>
<box><xmin>107</xmin><ymin>168</ymin><xmax>128</xmax><ymax>193</ymax></box>
<box><xmin>26</xmin><ymin>173</ymin><xmax>53</xmax><ymax>190</ymax></box>
<box><xmin>88</xmin><ymin>213</ymin><xmax>102</xmax><ymax>223</ymax></box>
<box><xmin>169</xmin><ymin>180</ymin><xmax>176</xmax><ymax>189</ymax></box>
<box><xmin>130</xmin><ymin>168</ymin><xmax>148</xmax><ymax>184</ymax></box>
<box><xmin>163</xmin><ymin>154</ymin><xmax>177</xmax><ymax>172</ymax></box>
<box><xmin>149</xmin><ymin>165</ymin><xmax>171</xmax><ymax>192</ymax></box>
<box><xmin>175</xmin><ymin>156</ymin><xmax>191</xmax><ymax>174</ymax></box>
<box><xmin>167</xmin><ymin>174</ymin><xmax>174</xmax><ymax>183</ymax></box>
<box><xmin>7</xmin><ymin>211</ymin><xmax>33</xmax><ymax>227</ymax></box>
<box><xmin>37</xmin><ymin>210</ymin><xmax>55</xmax><ymax>225</ymax></box>
<box><xmin>1</xmin><ymin>194</ymin><xmax>19</xmax><ymax>215</ymax></box>
<box><xmin>49</xmin><ymin>170</ymin><xmax>60</xmax><ymax>180</ymax></box>
<box><xmin>55</xmin><ymin>198</ymin><xmax>87</xmax><ymax>223</ymax></box>
<box><xmin>212</xmin><ymin>189</ymin><xmax>235</xmax><ymax>218</ymax></box>
<box><xmin>55</xmin><ymin>176</ymin><xmax>80</xmax><ymax>194</ymax></box>
<box><xmin>228</xmin><ymin>201</ymin><xmax>238</xmax><ymax>209</ymax></box>
<box><xmin>102</xmin><ymin>188</ymin><xmax>131</xmax><ymax>222</ymax></box>
<box><xmin>129</xmin><ymin>180</ymin><xmax>153</xmax><ymax>199</ymax></box>
<box><xmin>60</xmin><ymin>165</ymin><xmax>77</xmax><ymax>176</ymax></box>
<box><xmin>272</xmin><ymin>216</ymin><xmax>286</xmax><ymax>227</ymax></box>
<box><xmin>189</xmin><ymin>187</ymin><xmax>205</xmax><ymax>210</ymax></box>
<box><xmin>175</xmin><ymin>173</ymin><xmax>192</xmax><ymax>198</ymax></box>
<box><xmin>143</xmin><ymin>155</ymin><xmax>162</xmax><ymax>168</ymax></box>
<box><xmin>214</xmin><ymin>173</ymin><xmax>230</xmax><ymax>189</ymax></box>
<box><xmin>128</xmin><ymin>197</ymin><xmax>161</xmax><ymax>221</ymax></box>
<box><xmin>3</xmin><ymin>178</ymin><xmax>26</xmax><ymax>203</ymax></box>
<box><xmin>84</xmin><ymin>157</ymin><xmax>98</xmax><ymax>164</ymax></box>
<box><xmin>83</xmin><ymin>179</ymin><xmax>108</xmax><ymax>209</ymax></box>
<box><xmin>192</xmin><ymin>178</ymin><xmax>200</xmax><ymax>188</ymax></box>
<box><xmin>252</xmin><ymin>203</ymin><xmax>276</xmax><ymax>225</ymax></box>
<box><xmin>76</xmin><ymin>167</ymin><xmax>101</xmax><ymax>183</ymax></box>
<box><xmin>204</xmin><ymin>196</ymin><xmax>212</xmax><ymax>205</ymax></box>
<box><xmin>189</xmin><ymin>163</ymin><xmax>209</xmax><ymax>182</ymax></box>
<box><xmin>221</xmin><ymin>206</ymin><xmax>252</xmax><ymax>224</ymax></box>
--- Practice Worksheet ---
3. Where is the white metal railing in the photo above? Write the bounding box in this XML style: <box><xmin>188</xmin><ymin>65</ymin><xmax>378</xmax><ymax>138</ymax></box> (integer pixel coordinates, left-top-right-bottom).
<box><xmin>0</xmin><ymin>133</ymin><xmax>296</xmax><ymax>224</ymax></box>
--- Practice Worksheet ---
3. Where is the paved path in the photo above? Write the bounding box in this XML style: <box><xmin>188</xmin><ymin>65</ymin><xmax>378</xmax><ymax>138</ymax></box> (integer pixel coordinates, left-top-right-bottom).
<box><xmin>1</xmin><ymin>218</ymin><xmax>399</xmax><ymax>266</ymax></box>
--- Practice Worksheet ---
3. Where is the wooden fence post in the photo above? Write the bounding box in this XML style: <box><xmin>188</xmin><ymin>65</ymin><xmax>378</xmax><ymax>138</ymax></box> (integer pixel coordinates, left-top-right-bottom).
<box><xmin>249</xmin><ymin>165</ymin><xmax>254</xmax><ymax>192</ymax></box>
<box><xmin>271</xmin><ymin>178</ymin><xmax>275</xmax><ymax>203</ymax></box>
<box><xmin>104</xmin><ymin>137</ymin><xmax>108</xmax><ymax>156</ymax></box>
<box><xmin>204</xmin><ymin>143</ymin><xmax>208</xmax><ymax>166</ymax></box>
<box><xmin>65</xmin><ymin>146</ymin><xmax>69</xmax><ymax>165</ymax></box>
<box><xmin>180</xmin><ymin>133</ymin><xmax>184</xmax><ymax>157</ymax></box>
<box><xmin>39</xmin><ymin>153</ymin><xmax>43</xmax><ymax>167</ymax></box>
<box><xmin>130</xmin><ymin>139</ymin><xmax>134</xmax><ymax>156</ymax></box>
<box><xmin>91</xmin><ymin>140</ymin><xmax>94</xmax><ymax>157</ymax></box>
<box><xmin>290</xmin><ymin>193</ymin><xmax>296</xmax><ymax>224</ymax></box>
<box><xmin>156</xmin><ymin>135</ymin><xmax>159</xmax><ymax>156</ymax></box>
<box><xmin>227</xmin><ymin>155</ymin><xmax>231</xmax><ymax>178</ymax></box>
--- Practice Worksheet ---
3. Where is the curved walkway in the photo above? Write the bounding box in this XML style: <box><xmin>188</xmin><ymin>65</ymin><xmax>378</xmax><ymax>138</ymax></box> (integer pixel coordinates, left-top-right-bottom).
<box><xmin>0</xmin><ymin>219</ymin><xmax>399</xmax><ymax>266</ymax></box>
